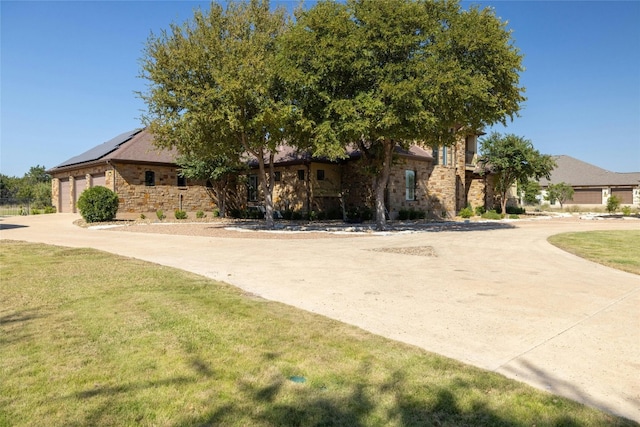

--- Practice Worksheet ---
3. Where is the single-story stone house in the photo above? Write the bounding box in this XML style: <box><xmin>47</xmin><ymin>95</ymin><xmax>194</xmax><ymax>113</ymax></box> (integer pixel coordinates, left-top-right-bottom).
<box><xmin>48</xmin><ymin>128</ymin><xmax>497</xmax><ymax>218</ymax></box>
<box><xmin>539</xmin><ymin>155</ymin><xmax>640</xmax><ymax>206</ymax></box>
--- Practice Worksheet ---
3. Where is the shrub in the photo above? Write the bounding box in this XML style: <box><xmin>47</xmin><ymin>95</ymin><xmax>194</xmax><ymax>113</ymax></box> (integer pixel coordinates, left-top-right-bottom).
<box><xmin>212</xmin><ymin>208</ymin><xmax>220</xmax><ymax>217</ymax></box>
<box><xmin>31</xmin><ymin>208</ymin><xmax>42</xmax><ymax>215</ymax></box>
<box><xmin>459</xmin><ymin>207</ymin><xmax>473</xmax><ymax>219</ymax></box>
<box><xmin>496</xmin><ymin>206</ymin><xmax>525</xmax><ymax>215</ymax></box>
<box><xmin>174</xmin><ymin>210</ymin><xmax>188</xmax><ymax>220</ymax></box>
<box><xmin>43</xmin><ymin>206</ymin><xmax>56</xmax><ymax>214</ymax></box>
<box><xmin>398</xmin><ymin>208</ymin><xmax>426</xmax><ymax>220</ymax></box>
<box><xmin>509</xmin><ymin>214</ymin><xmax>520</xmax><ymax>219</ymax></box>
<box><xmin>621</xmin><ymin>206</ymin><xmax>632</xmax><ymax>216</ymax></box>
<box><xmin>481</xmin><ymin>209</ymin><xmax>502</xmax><ymax>220</ymax></box>
<box><xmin>156</xmin><ymin>210</ymin><xmax>166</xmax><ymax>220</ymax></box>
<box><xmin>196</xmin><ymin>210</ymin><xmax>205</xmax><ymax>219</ymax></box>
<box><xmin>474</xmin><ymin>206</ymin><xmax>486</xmax><ymax>216</ymax></box>
<box><xmin>140</xmin><ymin>213</ymin><xmax>146</xmax><ymax>220</ymax></box>
<box><xmin>606</xmin><ymin>195</ymin><xmax>621</xmax><ymax>213</ymax></box>
<box><xmin>77</xmin><ymin>186</ymin><xmax>119</xmax><ymax>223</ymax></box>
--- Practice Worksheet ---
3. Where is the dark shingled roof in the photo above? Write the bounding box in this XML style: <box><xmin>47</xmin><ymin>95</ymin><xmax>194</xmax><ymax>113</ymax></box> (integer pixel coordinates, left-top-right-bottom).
<box><xmin>49</xmin><ymin>129</ymin><xmax>179</xmax><ymax>172</ymax></box>
<box><xmin>539</xmin><ymin>155</ymin><xmax>640</xmax><ymax>187</ymax></box>
<box><xmin>50</xmin><ymin>128</ymin><xmax>435</xmax><ymax>173</ymax></box>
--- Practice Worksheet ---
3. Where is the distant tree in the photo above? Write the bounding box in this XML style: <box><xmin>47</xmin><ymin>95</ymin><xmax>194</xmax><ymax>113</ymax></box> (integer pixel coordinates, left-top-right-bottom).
<box><xmin>606</xmin><ymin>194</ymin><xmax>621</xmax><ymax>214</ymax></box>
<box><xmin>479</xmin><ymin>133</ymin><xmax>555</xmax><ymax>216</ymax></box>
<box><xmin>176</xmin><ymin>153</ymin><xmax>245</xmax><ymax>218</ymax></box>
<box><xmin>520</xmin><ymin>180</ymin><xmax>541</xmax><ymax>205</ymax></box>
<box><xmin>139</xmin><ymin>0</ymin><xmax>292</xmax><ymax>229</ymax></box>
<box><xmin>545</xmin><ymin>182</ymin><xmax>574</xmax><ymax>209</ymax></box>
<box><xmin>280</xmin><ymin>0</ymin><xmax>525</xmax><ymax>229</ymax></box>
<box><xmin>0</xmin><ymin>165</ymin><xmax>52</xmax><ymax>208</ymax></box>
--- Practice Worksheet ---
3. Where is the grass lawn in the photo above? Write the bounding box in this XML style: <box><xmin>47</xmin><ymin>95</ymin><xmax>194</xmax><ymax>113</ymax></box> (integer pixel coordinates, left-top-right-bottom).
<box><xmin>1</xmin><ymin>241</ymin><xmax>636</xmax><ymax>426</ymax></box>
<box><xmin>548</xmin><ymin>230</ymin><xmax>640</xmax><ymax>275</ymax></box>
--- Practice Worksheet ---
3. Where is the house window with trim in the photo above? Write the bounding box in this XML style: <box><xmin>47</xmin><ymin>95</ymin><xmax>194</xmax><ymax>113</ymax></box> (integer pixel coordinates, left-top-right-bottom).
<box><xmin>274</xmin><ymin>171</ymin><xmax>281</xmax><ymax>182</ymax></box>
<box><xmin>432</xmin><ymin>147</ymin><xmax>439</xmax><ymax>164</ymax></box>
<box><xmin>405</xmin><ymin>170</ymin><xmax>416</xmax><ymax>201</ymax></box>
<box><xmin>145</xmin><ymin>171</ymin><xmax>155</xmax><ymax>186</ymax></box>
<box><xmin>316</xmin><ymin>169</ymin><xmax>325</xmax><ymax>181</ymax></box>
<box><xmin>442</xmin><ymin>146</ymin><xmax>448</xmax><ymax>166</ymax></box>
<box><xmin>248</xmin><ymin>174</ymin><xmax>258</xmax><ymax>202</ymax></box>
<box><xmin>297</xmin><ymin>169</ymin><xmax>305</xmax><ymax>181</ymax></box>
<box><xmin>177</xmin><ymin>174</ymin><xmax>187</xmax><ymax>187</ymax></box>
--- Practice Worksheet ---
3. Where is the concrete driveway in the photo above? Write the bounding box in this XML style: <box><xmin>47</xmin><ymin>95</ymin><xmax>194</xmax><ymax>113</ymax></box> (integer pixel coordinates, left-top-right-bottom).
<box><xmin>1</xmin><ymin>213</ymin><xmax>639</xmax><ymax>421</ymax></box>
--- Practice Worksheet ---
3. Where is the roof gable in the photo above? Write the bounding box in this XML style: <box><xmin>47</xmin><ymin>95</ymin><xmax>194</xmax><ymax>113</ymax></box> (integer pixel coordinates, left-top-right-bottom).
<box><xmin>540</xmin><ymin>155</ymin><xmax>640</xmax><ymax>186</ymax></box>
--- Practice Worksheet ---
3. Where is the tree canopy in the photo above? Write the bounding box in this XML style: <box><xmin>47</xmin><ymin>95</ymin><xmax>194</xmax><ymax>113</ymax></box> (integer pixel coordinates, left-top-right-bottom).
<box><xmin>139</xmin><ymin>0</ymin><xmax>527</xmax><ymax>229</ymax></box>
<box><xmin>138</xmin><ymin>0</ymin><xmax>290</xmax><ymax>228</ymax></box>
<box><xmin>479</xmin><ymin>133</ymin><xmax>555</xmax><ymax>215</ymax></box>
<box><xmin>545</xmin><ymin>182</ymin><xmax>574</xmax><ymax>209</ymax></box>
<box><xmin>280</xmin><ymin>0</ymin><xmax>525</xmax><ymax>229</ymax></box>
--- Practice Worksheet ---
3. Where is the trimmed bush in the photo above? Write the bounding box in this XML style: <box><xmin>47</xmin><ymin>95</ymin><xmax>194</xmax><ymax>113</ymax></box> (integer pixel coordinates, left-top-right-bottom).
<box><xmin>156</xmin><ymin>210</ymin><xmax>166</xmax><ymax>220</ymax></box>
<box><xmin>174</xmin><ymin>210</ymin><xmax>188</xmax><ymax>220</ymax></box>
<box><xmin>196</xmin><ymin>210</ymin><xmax>205</xmax><ymax>219</ymax></box>
<box><xmin>606</xmin><ymin>195</ymin><xmax>620</xmax><ymax>213</ymax></box>
<box><xmin>459</xmin><ymin>207</ymin><xmax>473</xmax><ymax>219</ymax></box>
<box><xmin>474</xmin><ymin>206</ymin><xmax>486</xmax><ymax>216</ymax></box>
<box><xmin>481</xmin><ymin>209</ymin><xmax>502</xmax><ymax>220</ymax></box>
<box><xmin>77</xmin><ymin>186</ymin><xmax>119</xmax><ymax>223</ymax></box>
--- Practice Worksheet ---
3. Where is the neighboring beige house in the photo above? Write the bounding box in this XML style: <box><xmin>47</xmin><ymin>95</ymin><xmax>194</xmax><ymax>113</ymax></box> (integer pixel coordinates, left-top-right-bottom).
<box><xmin>539</xmin><ymin>155</ymin><xmax>640</xmax><ymax>206</ymax></box>
<box><xmin>48</xmin><ymin>128</ymin><xmax>496</xmax><ymax>218</ymax></box>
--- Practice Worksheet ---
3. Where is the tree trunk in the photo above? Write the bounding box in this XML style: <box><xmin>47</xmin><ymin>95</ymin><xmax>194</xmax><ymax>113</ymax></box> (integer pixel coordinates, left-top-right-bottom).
<box><xmin>501</xmin><ymin>193</ymin><xmax>507</xmax><ymax>218</ymax></box>
<box><xmin>256</xmin><ymin>151</ymin><xmax>276</xmax><ymax>229</ymax></box>
<box><xmin>373</xmin><ymin>139</ymin><xmax>394</xmax><ymax>231</ymax></box>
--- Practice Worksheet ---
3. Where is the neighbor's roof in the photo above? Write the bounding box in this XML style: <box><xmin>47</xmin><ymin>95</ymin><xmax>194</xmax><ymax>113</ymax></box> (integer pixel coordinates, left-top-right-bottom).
<box><xmin>539</xmin><ymin>155</ymin><xmax>640</xmax><ymax>187</ymax></box>
<box><xmin>49</xmin><ymin>128</ymin><xmax>178</xmax><ymax>172</ymax></box>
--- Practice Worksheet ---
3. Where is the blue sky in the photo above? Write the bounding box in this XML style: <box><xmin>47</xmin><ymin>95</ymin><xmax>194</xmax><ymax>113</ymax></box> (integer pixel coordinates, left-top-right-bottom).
<box><xmin>1</xmin><ymin>0</ymin><xmax>639</xmax><ymax>178</ymax></box>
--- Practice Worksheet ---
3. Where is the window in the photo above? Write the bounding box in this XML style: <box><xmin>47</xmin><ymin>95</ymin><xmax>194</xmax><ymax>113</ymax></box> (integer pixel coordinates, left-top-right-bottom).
<box><xmin>248</xmin><ymin>174</ymin><xmax>258</xmax><ymax>201</ymax></box>
<box><xmin>442</xmin><ymin>146</ymin><xmax>448</xmax><ymax>166</ymax></box>
<box><xmin>316</xmin><ymin>169</ymin><xmax>325</xmax><ymax>181</ymax></box>
<box><xmin>297</xmin><ymin>169</ymin><xmax>305</xmax><ymax>181</ymax></box>
<box><xmin>405</xmin><ymin>170</ymin><xmax>416</xmax><ymax>201</ymax></box>
<box><xmin>432</xmin><ymin>147</ymin><xmax>439</xmax><ymax>164</ymax></box>
<box><xmin>145</xmin><ymin>171</ymin><xmax>155</xmax><ymax>186</ymax></box>
<box><xmin>274</xmin><ymin>171</ymin><xmax>281</xmax><ymax>182</ymax></box>
<box><xmin>177</xmin><ymin>174</ymin><xmax>187</xmax><ymax>187</ymax></box>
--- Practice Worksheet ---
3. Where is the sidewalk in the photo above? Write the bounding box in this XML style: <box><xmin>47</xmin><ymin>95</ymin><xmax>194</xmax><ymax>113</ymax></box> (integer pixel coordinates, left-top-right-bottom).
<box><xmin>1</xmin><ymin>213</ymin><xmax>639</xmax><ymax>421</ymax></box>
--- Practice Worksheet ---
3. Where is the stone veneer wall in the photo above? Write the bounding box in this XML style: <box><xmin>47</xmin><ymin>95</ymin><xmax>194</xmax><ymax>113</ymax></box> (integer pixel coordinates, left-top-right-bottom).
<box><xmin>50</xmin><ymin>165</ymin><xmax>115</xmax><ymax>213</ymax></box>
<box><xmin>113</xmin><ymin>163</ymin><xmax>216</xmax><ymax>215</ymax></box>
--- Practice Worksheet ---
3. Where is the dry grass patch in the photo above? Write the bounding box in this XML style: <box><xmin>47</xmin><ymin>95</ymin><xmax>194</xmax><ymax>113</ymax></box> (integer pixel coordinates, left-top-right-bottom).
<box><xmin>1</xmin><ymin>241</ymin><xmax>636</xmax><ymax>426</ymax></box>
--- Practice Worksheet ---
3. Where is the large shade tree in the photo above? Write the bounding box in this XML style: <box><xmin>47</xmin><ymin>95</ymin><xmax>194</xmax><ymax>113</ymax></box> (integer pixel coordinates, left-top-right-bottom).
<box><xmin>138</xmin><ymin>0</ymin><xmax>291</xmax><ymax>228</ymax></box>
<box><xmin>280</xmin><ymin>0</ymin><xmax>526</xmax><ymax>229</ymax></box>
<box><xmin>479</xmin><ymin>132</ymin><xmax>556</xmax><ymax>215</ymax></box>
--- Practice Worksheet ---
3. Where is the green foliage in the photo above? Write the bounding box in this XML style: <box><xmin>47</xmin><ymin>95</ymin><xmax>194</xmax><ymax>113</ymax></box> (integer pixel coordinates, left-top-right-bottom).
<box><xmin>1</xmin><ymin>165</ymin><xmax>52</xmax><ymax>209</ymax></box>
<box><xmin>212</xmin><ymin>208</ymin><xmax>220</xmax><ymax>217</ymax></box>
<box><xmin>481</xmin><ymin>209</ymin><xmax>502</xmax><ymax>220</ymax></box>
<box><xmin>43</xmin><ymin>206</ymin><xmax>56</xmax><ymax>214</ymax></box>
<box><xmin>156</xmin><ymin>210</ymin><xmax>166</xmax><ymax>220</ymax></box>
<box><xmin>174</xmin><ymin>210</ymin><xmax>188</xmax><ymax>220</ymax></box>
<box><xmin>140</xmin><ymin>213</ymin><xmax>146</xmax><ymax>220</ymax></box>
<box><xmin>606</xmin><ymin>195</ymin><xmax>621</xmax><ymax>213</ymax></box>
<box><xmin>346</xmin><ymin>206</ymin><xmax>374</xmax><ymax>222</ymax></box>
<box><xmin>280</xmin><ymin>0</ymin><xmax>525</xmax><ymax>229</ymax></box>
<box><xmin>509</xmin><ymin>214</ymin><xmax>520</xmax><ymax>219</ymax></box>
<box><xmin>76</xmin><ymin>186</ymin><xmax>119</xmax><ymax>223</ymax></box>
<box><xmin>520</xmin><ymin>180</ymin><xmax>541</xmax><ymax>205</ymax></box>
<box><xmin>139</xmin><ymin>0</ymin><xmax>290</xmax><ymax>228</ymax></box>
<box><xmin>398</xmin><ymin>208</ymin><xmax>426</xmax><ymax>220</ymax></box>
<box><xmin>495</xmin><ymin>206</ymin><xmax>526</xmax><ymax>215</ymax></box>
<box><xmin>459</xmin><ymin>207</ymin><xmax>474</xmax><ymax>219</ymax></box>
<box><xmin>621</xmin><ymin>206</ymin><xmax>632</xmax><ymax>216</ymax></box>
<box><xmin>545</xmin><ymin>182</ymin><xmax>574</xmax><ymax>208</ymax></box>
<box><xmin>479</xmin><ymin>133</ymin><xmax>555</xmax><ymax>215</ymax></box>
<box><xmin>475</xmin><ymin>206</ymin><xmax>486</xmax><ymax>216</ymax></box>
<box><xmin>196</xmin><ymin>210</ymin><xmax>205</xmax><ymax>219</ymax></box>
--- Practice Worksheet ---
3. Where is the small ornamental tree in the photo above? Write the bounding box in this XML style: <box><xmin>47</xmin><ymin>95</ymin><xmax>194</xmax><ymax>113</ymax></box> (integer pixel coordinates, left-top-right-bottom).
<box><xmin>77</xmin><ymin>186</ymin><xmax>119</xmax><ymax>223</ymax></box>
<box><xmin>606</xmin><ymin>194</ymin><xmax>621</xmax><ymax>213</ymax></box>
<box><xmin>545</xmin><ymin>182</ymin><xmax>574</xmax><ymax>209</ymax></box>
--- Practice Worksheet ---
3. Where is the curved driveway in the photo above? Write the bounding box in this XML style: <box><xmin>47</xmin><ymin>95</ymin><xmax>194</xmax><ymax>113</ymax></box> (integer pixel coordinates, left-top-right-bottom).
<box><xmin>1</xmin><ymin>214</ymin><xmax>639</xmax><ymax>421</ymax></box>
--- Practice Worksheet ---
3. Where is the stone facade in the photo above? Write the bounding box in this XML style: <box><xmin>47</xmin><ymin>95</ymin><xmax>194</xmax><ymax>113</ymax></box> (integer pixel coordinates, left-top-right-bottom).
<box><xmin>51</xmin><ymin>134</ymin><xmax>496</xmax><ymax>218</ymax></box>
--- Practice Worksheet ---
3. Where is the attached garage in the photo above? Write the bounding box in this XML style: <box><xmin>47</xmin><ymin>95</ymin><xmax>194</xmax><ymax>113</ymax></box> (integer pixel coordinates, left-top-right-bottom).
<box><xmin>92</xmin><ymin>173</ymin><xmax>106</xmax><ymax>188</ymax></box>
<box><xmin>572</xmin><ymin>188</ymin><xmax>602</xmax><ymax>204</ymax></box>
<box><xmin>611</xmin><ymin>188</ymin><xmax>633</xmax><ymax>204</ymax></box>
<box><xmin>59</xmin><ymin>178</ymin><xmax>70</xmax><ymax>213</ymax></box>
<box><xmin>74</xmin><ymin>176</ymin><xmax>87</xmax><ymax>208</ymax></box>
